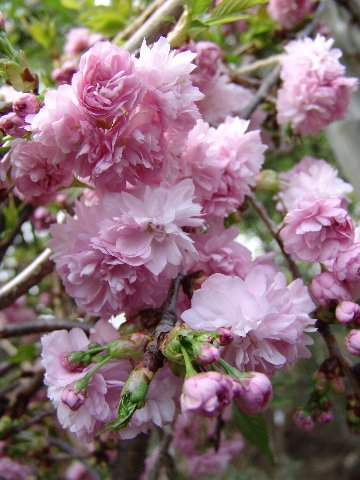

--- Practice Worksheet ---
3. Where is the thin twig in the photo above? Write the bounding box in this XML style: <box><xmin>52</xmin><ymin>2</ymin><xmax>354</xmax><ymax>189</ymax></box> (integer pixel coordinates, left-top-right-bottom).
<box><xmin>0</xmin><ymin>317</ymin><xmax>91</xmax><ymax>338</ymax></box>
<box><xmin>1</xmin><ymin>409</ymin><xmax>53</xmax><ymax>440</ymax></box>
<box><xmin>234</xmin><ymin>55</ymin><xmax>281</xmax><ymax>76</ymax></box>
<box><xmin>122</xmin><ymin>0</ymin><xmax>183</xmax><ymax>53</ymax></box>
<box><xmin>113</xmin><ymin>0</ymin><xmax>165</xmax><ymax>45</ymax></box>
<box><xmin>0</xmin><ymin>248</ymin><xmax>53</xmax><ymax>310</ymax></box>
<box><xmin>148</xmin><ymin>427</ymin><xmax>174</xmax><ymax>480</ymax></box>
<box><xmin>247</xmin><ymin>191</ymin><xmax>301</xmax><ymax>280</ymax></box>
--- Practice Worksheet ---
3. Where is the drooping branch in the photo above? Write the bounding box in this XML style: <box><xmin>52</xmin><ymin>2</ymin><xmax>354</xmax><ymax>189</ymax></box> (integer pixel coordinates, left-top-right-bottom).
<box><xmin>0</xmin><ymin>248</ymin><xmax>53</xmax><ymax>310</ymax></box>
<box><xmin>0</xmin><ymin>317</ymin><xmax>92</xmax><ymax>338</ymax></box>
<box><xmin>122</xmin><ymin>0</ymin><xmax>183</xmax><ymax>53</ymax></box>
<box><xmin>247</xmin><ymin>191</ymin><xmax>301</xmax><ymax>280</ymax></box>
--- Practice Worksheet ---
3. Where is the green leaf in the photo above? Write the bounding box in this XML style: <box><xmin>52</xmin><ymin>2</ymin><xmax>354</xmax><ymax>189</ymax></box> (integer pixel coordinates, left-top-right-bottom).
<box><xmin>205</xmin><ymin>0</ymin><xmax>268</xmax><ymax>25</ymax></box>
<box><xmin>100</xmin><ymin>395</ymin><xmax>137</xmax><ymax>433</ymax></box>
<box><xmin>187</xmin><ymin>0</ymin><xmax>212</xmax><ymax>17</ymax></box>
<box><xmin>60</xmin><ymin>0</ymin><xmax>80</xmax><ymax>9</ymax></box>
<box><xmin>1</xmin><ymin>195</ymin><xmax>18</xmax><ymax>240</ymax></box>
<box><xmin>233</xmin><ymin>405</ymin><xmax>275</xmax><ymax>465</ymax></box>
<box><xmin>10</xmin><ymin>344</ymin><xmax>37</xmax><ymax>364</ymax></box>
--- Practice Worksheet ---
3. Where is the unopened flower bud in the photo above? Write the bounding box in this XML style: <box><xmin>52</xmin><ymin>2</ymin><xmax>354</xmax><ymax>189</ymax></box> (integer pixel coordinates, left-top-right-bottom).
<box><xmin>194</xmin><ymin>344</ymin><xmax>220</xmax><ymax>365</ymax></box>
<box><xmin>0</xmin><ymin>13</ymin><xmax>5</xmax><ymax>31</ymax></box>
<box><xmin>0</xmin><ymin>112</ymin><xmax>26</xmax><ymax>137</ymax></box>
<box><xmin>293</xmin><ymin>409</ymin><xmax>314</xmax><ymax>432</ymax></box>
<box><xmin>234</xmin><ymin>372</ymin><xmax>273</xmax><ymax>416</ymax></box>
<box><xmin>312</xmin><ymin>370</ymin><xmax>328</xmax><ymax>393</ymax></box>
<box><xmin>330</xmin><ymin>376</ymin><xmax>345</xmax><ymax>394</ymax></box>
<box><xmin>218</xmin><ymin>327</ymin><xmax>234</xmax><ymax>346</ymax></box>
<box><xmin>180</xmin><ymin>371</ymin><xmax>235</xmax><ymax>417</ymax></box>
<box><xmin>345</xmin><ymin>330</ymin><xmax>360</xmax><ymax>356</ymax></box>
<box><xmin>13</xmin><ymin>93</ymin><xmax>39</xmax><ymax>117</ymax></box>
<box><xmin>336</xmin><ymin>301</ymin><xmax>360</xmax><ymax>324</ymax></box>
<box><xmin>61</xmin><ymin>384</ymin><xmax>86</xmax><ymax>411</ymax></box>
<box><xmin>62</xmin><ymin>355</ymin><xmax>84</xmax><ymax>373</ymax></box>
<box><xmin>255</xmin><ymin>169</ymin><xmax>279</xmax><ymax>192</ymax></box>
<box><xmin>314</xmin><ymin>410</ymin><xmax>334</xmax><ymax>425</ymax></box>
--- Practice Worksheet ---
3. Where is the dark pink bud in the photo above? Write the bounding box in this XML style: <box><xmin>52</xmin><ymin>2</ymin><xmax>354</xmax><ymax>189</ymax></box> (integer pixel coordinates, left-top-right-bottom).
<box><xmin>234</xmin><ymin>372</ymin><xmax>272</xmax><ymax>415</ymax></box>
<box><xmin>61</xmin><ymin>384</ymin><xmax>86</xmax><ymax>411</ymax></box>
<box><xmin>314</xmin><ymin>410</ymin><xmax>334</xmax><ymax>425</ymax></box>
<box><xmin>0</xmin><ymin>12</ymin><xmax>5</xmax><ymax>31</ymax></box>
<box><xmin>218</xmin><ymin>327</ymin><xmax>234</xmax><ymax>346</ymax></box>
<box><xmin>345</xmin><ymin>330</ymin><xmax>360</xmax><ymax>356</ymax></box>
<box><xmin>293</xmin><ymin>409</ymin><xmax>314</xmax><ymax>432</ymax></box>
<box><xmin>51</xmin><ymin>60</ymin><xmax>78</xmax><ymax>85</ymax></box>
<box><xmin>336</xmin><ymin>301</ymin><xmax>360</xmax><ymax>324</ymax></box>
<box><xmin>195</xmin><ymin>344</ymin><xmax>220</xmax><ymax>365</ymax></box>
<box><xmin>0</xmin><ymin>112</ymin><xmax>26</xmax><ymax>137</ymax></box>
<box><xmin>13</xmin><ymin>93</ymin><xmax>39</xmax><ymax>117</ymax></box>
<box><xmin>62</xmin><ymin>355</ymin><xmax>84</xmax><ymax>373</ymax></box>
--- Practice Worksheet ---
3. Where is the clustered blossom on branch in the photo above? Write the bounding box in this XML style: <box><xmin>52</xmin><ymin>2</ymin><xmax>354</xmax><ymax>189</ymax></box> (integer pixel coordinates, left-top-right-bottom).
<box><xmin>1</xmin><ymin>9</ymin><xmax>360</xmax><ymax>475</ymax></box>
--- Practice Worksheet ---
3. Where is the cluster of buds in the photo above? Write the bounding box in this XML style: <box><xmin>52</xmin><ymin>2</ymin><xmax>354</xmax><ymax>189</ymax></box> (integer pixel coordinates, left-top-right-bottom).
<box><xmin>313</xmin><ymin>357</ymin><xmax>345</xmax><ymax>395</ymax></box>
<box><xmin>293</xmin><ymin>391</ymin><xmax>334</xmax><ymax>432</ymax></box>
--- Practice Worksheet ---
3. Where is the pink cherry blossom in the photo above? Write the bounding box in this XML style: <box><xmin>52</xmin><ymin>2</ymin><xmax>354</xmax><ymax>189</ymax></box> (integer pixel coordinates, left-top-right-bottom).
<box><xmin>310</xmin><ymin>271</ymin><xmax>352</xmax><ymax>307</ymax></box>
<box><xmin>280</xmin><ymin>195</ymin><xmax>355</xmax><ymax>263</ymax></box>
<box><xmin>0</xmin><ymin>112</ymin><xmax>26</xmax><ymax>137</ymax></box>
<box><xmin>72</xmin><ymin>41</ymin><xmax>142</xmax><ymax>120</ymax></box>
<box><xmin>234</xmin><ymin>372</ymin><xmax>273</xmax><ymax>415</ymax></box>
<box><xmin>180</xmin><ymin>372</ymin><xmax>236</xmax><ymax>417</ymax></box>
<box><xmin>268</xmin><ymin>0</ymin><xmax>313</xmax><ymax>29</ymax></box>
<box><xmin>182</xmin><ymin>270</ymin><xmax>315</xmax><ymax>375</ymax></box>
<box><xmin>335</xmin><ymin>301</ymin><xmax>360</xmax><ymax>324</ymax></box>
<box><xmin>334</xmin><ymin>243</ymin><xmax>360</xmax><ymax>283</ymax></box>
<box><xmin>345</xmin><ymin>330</ymin><xmax>360</xmax><ymax>356</ymax></box>
<box><xmin>64</xmin><ymin>28</ymin><xmax>103</xmax><ymax>58</ymax></box>
<box><xmin>277</xmin><ymin>156</ymin><xmax>353</xmax><ymax>211</ymax></box>
<box><xmin>276</xmin><ymin>35</ymin><xmax>358</xmax><ymax>135</ymax></box>
<box><xmin>12</xmin><ymin>93</ymin><xmax>39</xmax><ymax>117</ymax></box>
<box><xmin>52</xmin><ymin>59</ymin><xmax>78</xmax><ymax>85</ymax></box>
<box><xmin>11</xmin><ymin>140</ymin><xmax>74</xmax><ymax>205</ymax></box>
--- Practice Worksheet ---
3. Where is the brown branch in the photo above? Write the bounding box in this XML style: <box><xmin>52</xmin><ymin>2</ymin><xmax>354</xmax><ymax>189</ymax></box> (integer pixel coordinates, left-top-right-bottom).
<box><xmin>110</xmin><ymin>434</ymin><xmax>149</xmax><ymax>480</ymax></box>
<box><xmin>0</xmin><ymin>317</ymin><xmax>92</xmax><ymax>338</ymax></box>
<box><xmin>147</xmin><ymin>427</ymin><xmax>175</xmax><ymax>480</ymax></box>
<box><xmin>247</xmin><ymin>191</ymin><xmax>301</xmax><ymax>280</ymax></box>
<box><xmin>122</xmin><ymin>0</ymin><xmax>183</xmax><ymax>53</ymax></box>
<box><xmin>0</xmin><ymin>248</ymin><xmax>54</xmax><ymax>310</ymax></box>
<box><xmin>316</xmin><ymin>321</ymin><xmax>360</xmax><ymax>400</ymax></box>
<box><xmin>11</xmin><ymin>369</ymin><xmax>44</xmax><ymax>417</ymax></box>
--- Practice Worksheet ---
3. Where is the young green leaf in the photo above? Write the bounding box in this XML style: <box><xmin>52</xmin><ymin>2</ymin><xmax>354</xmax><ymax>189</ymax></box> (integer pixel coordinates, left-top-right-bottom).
<box><xmin>187</xmin><ymin>0</ymin><xmax>212</xmax><ymax>18</ymax></box>
<box><xmin>205</xmin><ymin>0</ymin><xmax>268</xmax><ymax>25</ymax></box>
<box><xmin>233</xmin><ymin>405</ymin><xmax>275</xmax><ymax>465</ymax></box>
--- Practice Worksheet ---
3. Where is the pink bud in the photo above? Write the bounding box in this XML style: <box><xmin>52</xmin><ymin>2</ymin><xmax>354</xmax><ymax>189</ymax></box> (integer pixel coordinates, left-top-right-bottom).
<box><xmin>61</xmin><ymin>384</ymin><xmax>86</xmax><ymax>411</ymax></box>
<box><xmin>62</xmin><ymin>355</ymin><xmax>84</xmax><ymax>373</ymax></box>
<box><xmin>218</xmin><ymin>327</ymin><xmax>234</xmax><ymax>346</ymax></box>
<box><xmin>0</xmin><ymin>112</ymin><xmax>26</xmax><ymax>137</ymax></box>
<box><xmin>314</xmin><ymin>410</ymin><xmax>334</xmax><ymax>425</ymax></box>
<box><xmin>345</xmin><ymin>330</ymin><xmax>360</xmax><ymax>356</ymax></box>
<box><xmin>195</xmin><ymin>344</ymin><xmax>220</xmax><ymax>365</ymax></box>
<box><xmin>336</xmin><ymin>301</ymin><xmax>360</xmax><ymax>324</ymax></box>
<box><xmin>180</xmin><ymin>371</ymin><xmax>235</xmax><ymax>417</ymax></box>
<box><xmin>0</xmin><ymin>12</ymin><xmax>5</xmax><ymax>31</ymax></box>
<box><xmin>293</xmin><ymin>409</ymin><xmax>314</xmax><ymax>432</ymax></box>
<box><xmin>13</xmin><ymin>93</ymin><xmax>39</xmax><ymax>117</ymax></box>
<box><xmin>234</xmin><ymin>372</ymin><xmax>272</xmax><ymax>415</ymax></box>
<box><xmin>330</xmin><ymin>376</ymin><xmax>345</xmax><ymax>394</ymax></box>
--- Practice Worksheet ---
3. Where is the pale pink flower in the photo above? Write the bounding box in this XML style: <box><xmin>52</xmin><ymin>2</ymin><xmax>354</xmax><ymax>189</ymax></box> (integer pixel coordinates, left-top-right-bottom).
<box><xmin>268</xmin><ymin>0</ymin><xmax>313</xmax><ymax>29</ymax></box>
<box><xmin>136</xmin><ymin>37</ymin><xmax>203</xmax><ymax>135</ymax></box>
<box><xmin>41</xmin><ymin>328</ymin><xmax>89</xmax><ymax>387</ymax></box>
<box><xmin>0</xmin><ymin>112</ymin><xmax>26</xmax><ymax>137</ymax></box>
<box><xmin>334</xmin><ymin>243</ymin><xmax>360</xmax><ymax>283</ymax></box>
<box><xmin>345</xmin><ymin>330</ymin><xmax>360</xmax><ymax>356</ymax></box>
<box><xmin>280</xmin><ymin>195</ymin><xmax>355</xmax><ymax>263</ymax></box>
<box><xmin>29</xmin><ymin>84</ymin><xmax>85</xmax><ymax>155</ymax></box>
<box><xmin>182</xmin><ymin>40</ymin><xmax>222</xmax><ymax>89</ymax></box>
<box><xmin>310</xmin><ymin>271</ymin><xmax>352</xmax><ymax>307</ymax></box>
<box><xmin>277</xmin><ymin>156</ymin><xmax>353</xmax><ymax>211</ymax></box>
<box><xmin>181</xmin><ymin>372</ymin><xmax>236</xmax><ymax>417</ymax></box>
<box><xmin>234</xmin><ymin>372</ymin><xmax>273</xmax><ymax>415</ymax></box>
<box><xmin>182</xmin><ymin>270</ymin><xmax>315</xmax><ymax>375</ymax></box>
<box><xmin>181</xmin><ymin>117</ymin><xmax>266</xmax><ymax>218</ymax></box>
<box><xmin>0</xmin><ymin>457</ymin><xmax>33</xmax><ymax>480</ymax></box>
<box><xmin>72</xmin><ymin>41</ymin><xmax>142</xmax><ymax>120</ymax></box>
<box><xmin>11</xmin><ymin>140</ymin><xmax>74</xmax><ymax>205</ymax></box>
<box><xmin>64</xmin><ymin>28</ymin><xmax>103</xmax><ymax>58</ymax></box>
<box><xmin>277</xmin><ymin>35</ymin><xmax>358</xmax><ymax>135</ymax></box>
<box><xmin>336</xmin><ymin>301</ymin><xmax>360</xmax><ymax>324</ymax></box>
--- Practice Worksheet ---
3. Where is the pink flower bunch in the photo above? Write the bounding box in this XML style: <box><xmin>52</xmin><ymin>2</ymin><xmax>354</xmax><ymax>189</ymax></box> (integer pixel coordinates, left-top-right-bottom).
<box><xmin>276</xmin><ymin>35</ymin><xmax>358</xmax><ymax>135</ymax></box>
<box><xmin>0</xmin><ymin>92</ymin><xmax>39</xmax><ymax>137</ymax></box>
<box><xmin>311</xmin><ymin>272</ymin><xmax>351</xmax><ymax>307</ymax></box>
<box><xmin>267</xmin><ymin>0</ymin><xmax>313</xmax><ymax>29</ymax></box>
<box><xmin>49</xmin><ymin>180</ymin><xmax>203</xmax><ymax>317</ymax></box>
<box><xmin>277</xmin><ymin>156</ymin><xmax>353</xmax><ymax>211</ymax></box>
<box><xmin>280</xmin><ymin>195</ymin><xmax>355</xmax><ymax>263</ymax></box>
<box><xmin>180</xmin><ymin>117</ymin><xmax>266</xmax><ymax>218</ymax></box>
<box><xmin>20</xmin><ymin>38</ymin><xmax>202</xmax><ymax>200</ymax></box>
<box><xmin>182</xmin><ymin>269</ymin><xmax>315</xmax><ymax>376</ymax></box>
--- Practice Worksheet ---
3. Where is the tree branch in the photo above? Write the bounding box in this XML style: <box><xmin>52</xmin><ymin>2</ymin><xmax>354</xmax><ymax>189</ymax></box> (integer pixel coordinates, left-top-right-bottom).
<box><xmin>122</xmin><ymin>0</ymin><xmax>183</xmax><ymax>53</ymax></box>
<box><xmin>147</xmin><ymin>427</ymin><xmax>175</xmax><ymax>480</ymax></box>
<box><xmin>0</xmin><ymin>317</ymin><xmax>91</xmax><ymax>338</ymax></box>
<box><xmin>0</xmin><ymin>248</ymin><xmax>53</xmax><ymax>310</ymax></box>
<box><xmin>247</xmin><ymin>191</ymin><xmax>301</xmax><ymax>280</ymax></box>
<box><xmin>1</xmin><ymin>409</ymin><xmax>53</xmax><ymax>440</ymax></box>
